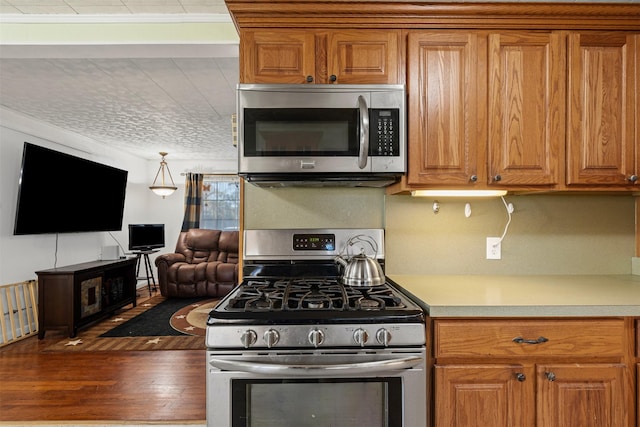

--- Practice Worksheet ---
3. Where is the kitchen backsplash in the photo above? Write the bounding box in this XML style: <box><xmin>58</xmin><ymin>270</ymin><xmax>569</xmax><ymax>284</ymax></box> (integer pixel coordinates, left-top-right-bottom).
<box><xmin>244</xmin><ymin>185</ymin><xmax>635</xmax><ymax>276</ymax></box>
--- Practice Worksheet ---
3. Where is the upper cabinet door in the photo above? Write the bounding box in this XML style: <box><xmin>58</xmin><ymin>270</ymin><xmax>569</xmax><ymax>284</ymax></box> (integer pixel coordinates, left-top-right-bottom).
<box><xmin>566</xmin><ymin>32</ymin><xmax>639</xmax><ymax>187</ymax></box>
<box><xmin>240</xmin><ymin>30</ymin><xmax>316</xmax><ymax>83</ymax></box>
<box><xmin>240</xmin><ymin>29</ymin><xmax>401</xmax><ymax>84</ymax></box>
<box><xmin>326</xmin><ymin>30</ymin><xmax>402</xmax><ymax>84</ymax></box>
<box><xmin>486</xmin><ymin>32</ymin><xmax>564</xmax><ymax>187</ymax></box>
<box><xmin>407</xmin><ymin>31</ymin><xmax>480</xmax><ymax>186</ymax></box>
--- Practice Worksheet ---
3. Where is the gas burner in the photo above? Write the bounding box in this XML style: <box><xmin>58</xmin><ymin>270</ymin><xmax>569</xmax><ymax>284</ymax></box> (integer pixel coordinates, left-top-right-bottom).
<box><xmin>355</xmin><ymin>297</ymin><xmax>384</xmax><ymax>310</ymax></box>
<box><xmin>227</xmin><ymin>280</ymin><xmax>288</xmax><ymax>311</ymax></box>
<box><xmin>284</xmin><ymin>278</ymin><xmax>346</xmax><ymax>311</ymax></box>
<box><xmin>347</xmin><ymin>286</ymin><xmax>405</xmax><ymax>311</ymax></box>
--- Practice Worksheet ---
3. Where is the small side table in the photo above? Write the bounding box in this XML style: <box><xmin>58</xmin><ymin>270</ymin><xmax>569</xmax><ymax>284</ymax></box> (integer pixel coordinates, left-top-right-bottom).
<box><xmin>133</xmin><ymin>250</ymin><xmax>159</xmax><ymax>296</ymax></box>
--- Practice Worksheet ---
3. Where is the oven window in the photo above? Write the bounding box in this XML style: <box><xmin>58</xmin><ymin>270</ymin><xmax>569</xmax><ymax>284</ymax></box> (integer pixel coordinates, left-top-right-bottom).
<box><xmin>243</xmin><ymin>108</ymin><xmax>359</xmax><ymax>156</ymax></box>
<box><xmin>231</xmin><ymin>378</ymin><xmax>402</xmax><ymax>427</ymax></box>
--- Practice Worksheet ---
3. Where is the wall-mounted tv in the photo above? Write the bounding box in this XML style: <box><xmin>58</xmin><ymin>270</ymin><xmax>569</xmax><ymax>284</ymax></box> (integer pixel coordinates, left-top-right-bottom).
<box><xmin>128</xmin><ymin>224</ymin><xmax>165</xmax><ymax>251</ymax></box>
<box><xmin>14</xmin><ymin>142</ymin><xmax>128</xmax><ymax>235</ymax></box>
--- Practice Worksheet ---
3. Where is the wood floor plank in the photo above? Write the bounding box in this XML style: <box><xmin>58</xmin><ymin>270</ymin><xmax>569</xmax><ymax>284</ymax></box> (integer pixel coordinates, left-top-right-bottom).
<box><xmin>0</xmin><ymin>348</ymin><xmax>206</xmax><ymax>422</ymax></box>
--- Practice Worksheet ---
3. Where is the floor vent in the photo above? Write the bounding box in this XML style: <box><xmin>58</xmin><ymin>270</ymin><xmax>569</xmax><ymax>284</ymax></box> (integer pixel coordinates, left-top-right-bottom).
<box><xmin>0</xmin><ymin>280</ymin><xmax>38</xmax><ymax>347</ymax></box>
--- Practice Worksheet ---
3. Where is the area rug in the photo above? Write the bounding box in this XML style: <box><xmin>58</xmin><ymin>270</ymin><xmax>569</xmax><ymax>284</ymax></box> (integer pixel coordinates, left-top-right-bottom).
<box><xmin>43</xmin><ymin>295</ymin><xmax>219</xmax><ymax>352</ymax></box>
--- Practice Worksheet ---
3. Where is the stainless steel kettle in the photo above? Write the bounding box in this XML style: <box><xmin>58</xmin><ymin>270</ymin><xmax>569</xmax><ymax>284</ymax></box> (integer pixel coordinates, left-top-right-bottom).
<box><xmin>334</xmin><ymin>235</ymin><xmax>385</xmax><ymax>288</ymax></box>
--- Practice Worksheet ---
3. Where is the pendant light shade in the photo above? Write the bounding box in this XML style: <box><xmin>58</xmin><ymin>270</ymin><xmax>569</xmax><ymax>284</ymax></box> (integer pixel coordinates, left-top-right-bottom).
<box><xmin>149</xmin><ymin>152</ymin><xmax>177</xmax><ymax>198</ymax></box>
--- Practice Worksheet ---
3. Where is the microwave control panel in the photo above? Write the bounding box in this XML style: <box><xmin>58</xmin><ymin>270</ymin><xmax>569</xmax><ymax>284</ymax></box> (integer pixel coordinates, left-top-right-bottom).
<box><xmin>370</xmin><ymin>109</ymin><xmax>400</xmax><ymax>157</ymax></box>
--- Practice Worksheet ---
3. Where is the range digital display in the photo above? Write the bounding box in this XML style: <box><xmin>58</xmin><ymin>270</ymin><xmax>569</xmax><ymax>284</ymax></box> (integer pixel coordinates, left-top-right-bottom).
<box><xmin>292</xmin><ymin>234</ymin><xmax>335</xmax><ymax>251</ymax></box>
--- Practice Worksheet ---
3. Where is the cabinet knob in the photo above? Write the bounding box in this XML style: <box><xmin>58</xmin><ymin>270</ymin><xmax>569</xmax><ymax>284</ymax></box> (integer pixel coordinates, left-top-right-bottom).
<box><xmin>545</xmin><ymin>371</ymin><xmax>556</xmax><ymax>382</ymax></box>
<box><xmin>469</xmin><ymin>175</ymin><xmax>478</xmax><ymax>182</ymax></box>
<box><xmin>493</xmin><ymin>174</ymin><xmax>502</xmax><ymax>182</ymax></box>
<box><xmin>515</xmin><ymin>373</ymin><xmax>526</xmax><ymax>382</ymax></box>
<box><xmin>329</xmin><ymin>74</ymin><xmax>337</xmax><ymax>82</ymax></box>
<box><xmin>628</xmin><ymin>175</ymin><xmax>638</xmax><ymax>183</ymax></box>
<box><xmin>306</xmin><ymin>75</ymin><xmax>314</xmax><ymax>83</ymax></box>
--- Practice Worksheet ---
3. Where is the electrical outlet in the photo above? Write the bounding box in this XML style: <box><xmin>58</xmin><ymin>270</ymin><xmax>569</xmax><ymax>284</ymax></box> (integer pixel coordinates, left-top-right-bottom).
<box><xmin>486</xmin><ymin>237</ymin><xmax>501</xmax><ymax>260</ymax></box>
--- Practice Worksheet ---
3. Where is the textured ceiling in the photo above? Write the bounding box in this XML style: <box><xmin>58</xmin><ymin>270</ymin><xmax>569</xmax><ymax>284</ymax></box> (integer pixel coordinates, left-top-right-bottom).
<box><xmin>0</xmin><ymin>1</ymin><xmax>239</xmax><ymax>161</ymax></box>
<box><xmin>0</xmin><ymin>0</ymin><xmax>230</xmax><ymax>15</ymax></box>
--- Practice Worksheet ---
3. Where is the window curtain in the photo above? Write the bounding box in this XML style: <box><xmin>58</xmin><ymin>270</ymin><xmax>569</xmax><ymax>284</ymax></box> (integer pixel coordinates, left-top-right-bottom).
<box><xmin>181</xmin><ymin>173</ymin><xmax>203</xmax><ymax>231</ymax></box>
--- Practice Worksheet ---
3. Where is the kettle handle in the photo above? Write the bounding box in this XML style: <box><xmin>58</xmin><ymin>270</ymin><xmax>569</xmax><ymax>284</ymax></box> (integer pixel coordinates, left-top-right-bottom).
<box><xmin>345</xmin><ymin>234</ymin><xmax>378</xmax><ymax>258</ymax></box>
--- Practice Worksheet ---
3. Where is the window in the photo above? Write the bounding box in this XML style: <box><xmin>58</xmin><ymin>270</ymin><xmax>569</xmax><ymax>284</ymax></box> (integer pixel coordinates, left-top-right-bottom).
<box><xmin>200</xmin><ymin>175</ymin><xmax>240</xmax><ymax>230</ymax></box>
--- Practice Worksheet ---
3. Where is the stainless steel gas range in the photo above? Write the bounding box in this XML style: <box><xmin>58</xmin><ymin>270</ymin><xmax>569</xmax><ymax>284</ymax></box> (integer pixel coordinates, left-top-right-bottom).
<box><xmin>206</xmin><ymin>228</ymin><xmax>427</xmax><ymax>427</ymax></box>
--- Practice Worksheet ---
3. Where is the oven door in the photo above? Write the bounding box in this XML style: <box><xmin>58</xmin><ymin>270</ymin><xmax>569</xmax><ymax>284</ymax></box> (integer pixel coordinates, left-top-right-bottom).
<box><xmin>206</xmin><ymin>348</ymin><xmax>427</xmax><ymax>427</ymax></box>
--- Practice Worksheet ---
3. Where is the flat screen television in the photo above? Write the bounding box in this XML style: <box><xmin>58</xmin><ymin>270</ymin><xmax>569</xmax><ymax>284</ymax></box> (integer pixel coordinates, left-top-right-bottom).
<box><xmin>13</xmin><ymin>142</ymin><xmax>128</xmax><ymax>235</ymax></box>
<box><xmin>128</xmin><ymin>224</ymin><xmax>165</xmax><ymax>251</ymax></box>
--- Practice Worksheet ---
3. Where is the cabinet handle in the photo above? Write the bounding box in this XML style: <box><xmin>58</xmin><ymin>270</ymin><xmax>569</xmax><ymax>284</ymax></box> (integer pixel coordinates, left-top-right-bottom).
<box><xmin>512</xmin><ymin>336</ymin><xmax>549</xmax><ymax>345</ymax></box>
<box><xmin>306</xmin><ymin>75</ymin><xmax>314</xmax><ymax>83</ymax></box>
<box><xmin>469</xmin><ymin>175</ymin><xmax>478</xmax><ymax>182</ymax></box>
<box><xmin>628</xmin><ymin>175</ymin><xmax>638</xmax><ymax>183</ymax></box>
<box><xmin>545</xmin><ymin>371</ymin><xmax>556</xmax><ymax>382</ymax></box>
<box><xmin>329</xmin><ymin>74</ymin><xmax>337</xmax><ymax>82</ymax></box>
<box><xmin>493</xmin><ymin>174</ymin><xmax>502</xmax><ymax>182</ymax></box>
<box><xmin>515</xmin><ymin>373</ymin><xmax>526</xmax><ymax>382</ymax></box>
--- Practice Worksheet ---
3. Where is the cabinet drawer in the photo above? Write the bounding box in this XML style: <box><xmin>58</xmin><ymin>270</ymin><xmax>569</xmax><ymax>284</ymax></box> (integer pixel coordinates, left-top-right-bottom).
<box><xmin>434</xmin><ymin>319</ymin><xmax>625</xmax><ymax>358</ymax></box>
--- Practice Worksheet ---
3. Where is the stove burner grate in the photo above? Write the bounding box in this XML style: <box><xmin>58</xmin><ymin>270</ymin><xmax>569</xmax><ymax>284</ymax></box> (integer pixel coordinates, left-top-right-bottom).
<box><xmin>224</xmin><ymin>277</ymin><xmax>407</xmax><ymax>313</ymax></box>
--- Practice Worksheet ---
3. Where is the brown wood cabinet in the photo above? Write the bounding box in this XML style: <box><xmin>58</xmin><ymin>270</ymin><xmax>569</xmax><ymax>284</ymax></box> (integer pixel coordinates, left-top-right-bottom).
<box><xmin>566</xmin><ymin>32</ymin><xmax>640</xmax><ymax>188</ymax></box>
<box><xmin>636</xmin><ymin>318</ymin><xmax>639</xmax><ymax>426</ymax></box>
<box><xmin>406</xmin><ymin>31</ymin><xmax>480</xmax><ymax>186</ymax></box>
<box><xmin>403</xmin><ymin>29</ymin><xmax>639</xmax><ymax>193</ymax></box>
<box><xmin>407</xmin><ymin>30</ymin><xmax>564</xmax><ymax>190</ymax></box>
<box><xmin>486</xmin><ymin>32</ymin><xmax>564</xmax><ymax>188</ymax></box>
<box><xmin>433</xmin><ymin>318</ymin><xmax>633</xmax><ymax>427</ymax></box>
<box><xmin>240</xmin><ymin>29</ymin><xmax>402</xmax><ymax>84</ymax></box>
<box><xmin>36</xmin><ymin>258</ymin><xmax>137</xmax><ymax>338</ymax></box>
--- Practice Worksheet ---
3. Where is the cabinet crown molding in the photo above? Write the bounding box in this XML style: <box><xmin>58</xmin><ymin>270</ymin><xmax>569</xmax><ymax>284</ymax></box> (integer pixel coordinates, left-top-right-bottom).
<box><xmin>225</xmin><ymin>1</ymin><xmax>640</xmax><ymax>30</ymax></box>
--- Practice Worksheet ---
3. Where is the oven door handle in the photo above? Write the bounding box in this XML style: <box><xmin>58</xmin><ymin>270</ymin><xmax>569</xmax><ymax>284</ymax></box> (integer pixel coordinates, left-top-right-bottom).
<box><xmin>208</xmin><ymin>355</ymin><xmax>422</xmax><ymax>376</ymax></box>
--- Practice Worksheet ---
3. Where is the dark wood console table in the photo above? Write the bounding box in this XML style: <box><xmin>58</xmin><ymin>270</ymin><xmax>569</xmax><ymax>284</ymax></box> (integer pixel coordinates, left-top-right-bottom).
<box><xmin>36</xmin><ymin>258</ymin><xmax>137</xmax><ymax>339</ymax></box>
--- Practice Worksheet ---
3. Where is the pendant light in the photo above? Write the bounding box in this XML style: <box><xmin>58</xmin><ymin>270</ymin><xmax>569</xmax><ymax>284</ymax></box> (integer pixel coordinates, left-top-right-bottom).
<box><xmin>149</xmin><ymin>152</ymin><xmax>177</xmax><ymax>198</ymax></box>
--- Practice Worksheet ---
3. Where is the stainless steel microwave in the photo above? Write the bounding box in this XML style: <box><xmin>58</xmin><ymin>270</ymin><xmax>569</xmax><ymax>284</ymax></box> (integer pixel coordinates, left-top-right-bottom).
<box><xmin>237</xmin><ymin>84</ymin><xmax>406</xmax><ymax>187</ymax></box>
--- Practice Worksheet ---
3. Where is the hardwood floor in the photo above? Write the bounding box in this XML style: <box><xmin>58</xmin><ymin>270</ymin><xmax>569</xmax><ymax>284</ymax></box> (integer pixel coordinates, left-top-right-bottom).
<box><xmin>0</xmin><ymin>294</ymin><xmax>206</xmax><ymax>424</ymax></box>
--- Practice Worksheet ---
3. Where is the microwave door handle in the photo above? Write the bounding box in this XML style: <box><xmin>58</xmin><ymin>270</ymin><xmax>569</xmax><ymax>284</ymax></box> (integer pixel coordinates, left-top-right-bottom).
<box><xmin>358</xmin><ymin>95</ymin><xmax>369</xmax><ymax>169</ymax></box>
<box><xmin>208</xmin><ymin>355</ymin><xmax>422</xmax><ymax>377</ymax></box>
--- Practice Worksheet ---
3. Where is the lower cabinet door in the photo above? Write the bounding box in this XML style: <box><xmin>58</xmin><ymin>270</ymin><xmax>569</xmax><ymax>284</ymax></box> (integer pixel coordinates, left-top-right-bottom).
<box><xmin>435</xmin><ymin>364</ymin><xmax>535</xmax><ymax>427</ymax></box>
<box><xmin>536</xmin><ymin>364</ymin><xmax>628</xmax><ymax>427</ymax></box>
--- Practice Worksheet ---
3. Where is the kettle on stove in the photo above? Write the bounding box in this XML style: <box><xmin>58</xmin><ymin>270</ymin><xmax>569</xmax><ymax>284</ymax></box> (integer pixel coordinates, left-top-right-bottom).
<box><xmin>334</xmin><ymin>235</ymin><xmax>385</xmax><ymax>288</ymax></box>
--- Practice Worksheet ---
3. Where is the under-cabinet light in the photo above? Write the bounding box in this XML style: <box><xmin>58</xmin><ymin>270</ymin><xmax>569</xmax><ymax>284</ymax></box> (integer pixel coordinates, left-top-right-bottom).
<box><xmin>411</xmin><ymin>190</ymin><xmax>508</xmax><ymax>198</ymax></box>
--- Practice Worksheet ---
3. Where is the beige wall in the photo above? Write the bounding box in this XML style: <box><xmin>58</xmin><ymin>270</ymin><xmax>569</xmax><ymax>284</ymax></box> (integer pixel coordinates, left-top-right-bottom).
<box><xmin>243</xmin><ymin>185</ymin><xmax>635</xmax><ymax>276</ymax></box>
<box><xmin>385</xmin><ymin>194</ymin><xmax>634</xmax><ymax>275</ymax></box>
<box><xmin>244</xmin><ymin>185</ymin><xmax>386</xmax><ymax>229</ymax></box>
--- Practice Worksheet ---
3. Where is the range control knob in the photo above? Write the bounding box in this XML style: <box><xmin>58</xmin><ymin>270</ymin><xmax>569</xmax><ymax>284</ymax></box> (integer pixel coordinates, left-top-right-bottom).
<box><xmin>240</xmin><ymin>329</ymin><xmax>257</xmax><ymax>348</ymax></box>
<box><xmin>376</xmin><ymin>328</ymin><xmax>392</xmax><ymax>346</ymax></box>
<box><xmin>353</xmin><ymin>328</ymin><xmax>369</xmax><ymax>347</ymax></box>
<box><xmin>308</xmin><ymin>328</ymin><xmax>325</xmax><ymax>348</ymax></box>
<box><xmin>263</xmin><ymin>329</ymin><xmax>280</xmax><ymax>348</ymax></box>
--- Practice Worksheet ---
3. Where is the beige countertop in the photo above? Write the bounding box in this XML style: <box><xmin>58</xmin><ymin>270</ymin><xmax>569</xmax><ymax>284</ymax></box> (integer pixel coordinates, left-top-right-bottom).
<box><xmin>388</xmin><ymin>274</ymin><xmax>640</xmax><ymax>317</ymax></box>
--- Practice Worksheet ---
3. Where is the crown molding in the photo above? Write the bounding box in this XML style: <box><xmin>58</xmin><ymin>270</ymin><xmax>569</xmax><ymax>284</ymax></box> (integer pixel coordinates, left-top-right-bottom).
<box><xmin>0</xmin><ymin>13</ymin><xmax>232</xmax><ymax>24</ymax></box>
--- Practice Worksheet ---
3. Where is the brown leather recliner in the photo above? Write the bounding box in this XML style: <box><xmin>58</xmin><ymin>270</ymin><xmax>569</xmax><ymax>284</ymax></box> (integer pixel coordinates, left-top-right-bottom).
<box><xmin>155</xmin><ymin>228</ymin><xmax>239</xmax><ymax>298</ymax></box>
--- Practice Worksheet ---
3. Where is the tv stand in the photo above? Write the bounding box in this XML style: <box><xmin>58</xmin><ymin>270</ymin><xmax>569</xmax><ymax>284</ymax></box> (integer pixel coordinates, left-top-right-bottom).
<box><xmin>132</xmin><ymin>250</ymin><xmax>159</xmax><ymax>296</ymax></box>
<box><xmin>36</xmin><ymin>258</ymin><xmax>137</xmax><ymax>339</ymax></box>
